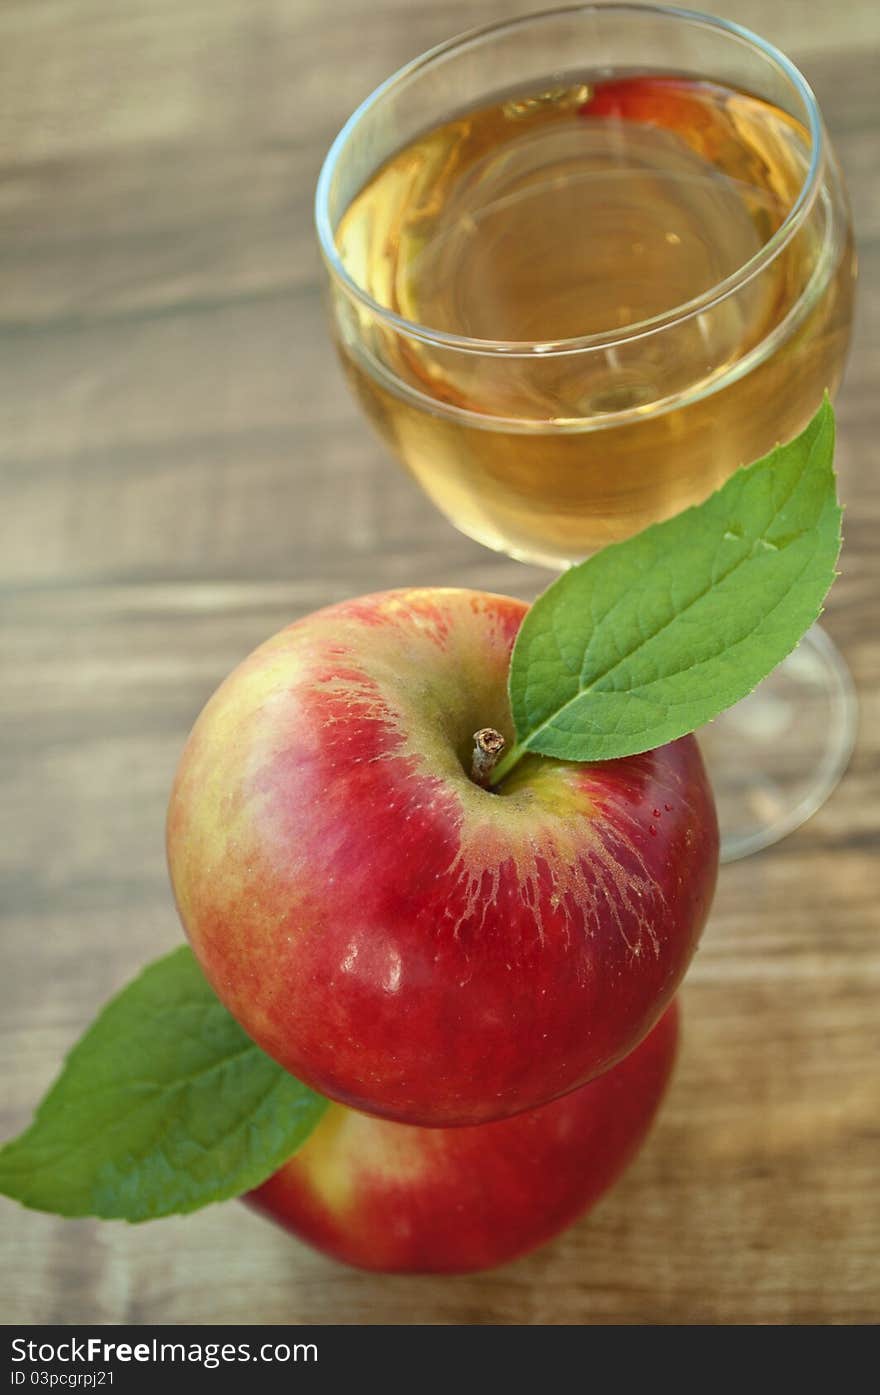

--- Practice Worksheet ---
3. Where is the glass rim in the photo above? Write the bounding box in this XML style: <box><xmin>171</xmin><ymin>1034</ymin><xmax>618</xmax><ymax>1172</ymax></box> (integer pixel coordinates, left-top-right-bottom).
<box><xmin>314</xmin><ymin>2</ymin><xmax>825</xmax><ymax>358</ymax></box>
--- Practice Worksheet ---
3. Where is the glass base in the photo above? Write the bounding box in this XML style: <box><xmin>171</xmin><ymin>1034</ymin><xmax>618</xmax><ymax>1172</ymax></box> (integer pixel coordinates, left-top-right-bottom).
<box><xmin>698</xmin><ymin>626</ymin><xmax>857</xmax><ymax>863</ymax></box>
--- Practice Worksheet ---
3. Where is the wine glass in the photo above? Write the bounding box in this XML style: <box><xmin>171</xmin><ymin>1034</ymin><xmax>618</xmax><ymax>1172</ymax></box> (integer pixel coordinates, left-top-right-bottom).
<box><xmin>314</xmin><ymin>4</ymin><xmax>856</xmax><ymax>861</ymax></box>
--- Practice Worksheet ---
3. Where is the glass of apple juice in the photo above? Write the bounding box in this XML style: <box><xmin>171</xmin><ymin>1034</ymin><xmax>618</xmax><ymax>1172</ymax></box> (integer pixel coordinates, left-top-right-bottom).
<box><xmin>314</xmin><ymin>4</ymin><xmax>857</xmax><ymax>860</ymax></box>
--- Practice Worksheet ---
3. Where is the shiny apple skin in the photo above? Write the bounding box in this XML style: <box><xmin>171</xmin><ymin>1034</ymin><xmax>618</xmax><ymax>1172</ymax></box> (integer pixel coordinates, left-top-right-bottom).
<box><xmin>167</xmin><ymin>588</ymin><xmax>717</xmax><ymax>1126</ymax></box>
<box><xmin>246</xmin><ymin>1002</ymin><xmax>679</xmax><ymax>1274</ymax></box>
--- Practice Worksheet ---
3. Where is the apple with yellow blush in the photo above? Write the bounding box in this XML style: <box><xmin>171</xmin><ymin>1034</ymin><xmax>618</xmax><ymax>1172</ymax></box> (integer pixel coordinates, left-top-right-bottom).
<box><xmin>167</xmin><ymin>588</ymin><xmax>717</xmax><ymax>1126</ymax></box>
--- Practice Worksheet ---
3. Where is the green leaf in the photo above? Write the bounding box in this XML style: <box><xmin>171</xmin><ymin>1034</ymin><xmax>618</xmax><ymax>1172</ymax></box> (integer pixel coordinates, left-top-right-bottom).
<box><xmin>0</xmin><ymin>947</ymin><xmax>327</xmax><ymax>1222</ymax></box>
<box><xmin>494</xmin><ymin>399</ymin><xmax>840</xmax><ymax>776</ymax></box>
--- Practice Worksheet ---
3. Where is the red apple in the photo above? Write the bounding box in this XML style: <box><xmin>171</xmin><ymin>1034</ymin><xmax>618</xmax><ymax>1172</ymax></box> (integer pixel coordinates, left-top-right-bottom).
<box><xmin>167</xmin><ymin>588</ymin><xmax>717</xmax><ymax>1125</ymax></box>
<box><xmin>580</xmin><ymin>75</ymin><xmax>722</xmax><ymax>146</ymax></box>
<box><xmin>247</xmin><ymin>1001</ymin><xmax>679</xmax><ymax>1274</ymax></box>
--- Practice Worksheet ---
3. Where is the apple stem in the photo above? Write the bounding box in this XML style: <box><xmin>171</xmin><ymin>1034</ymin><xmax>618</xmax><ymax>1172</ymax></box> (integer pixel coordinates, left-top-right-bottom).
<box><xmin>471</xmin><ymin>728</ymin><xmax>506</xmax><ymax>788</ymax></box>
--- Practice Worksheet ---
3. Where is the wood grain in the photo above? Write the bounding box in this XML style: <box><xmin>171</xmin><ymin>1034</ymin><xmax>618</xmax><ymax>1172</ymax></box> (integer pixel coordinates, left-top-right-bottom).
<box><xmin>1</xmin><ymin>0</ymin><xmax>878</xmax><ymax>1325</ymax></box>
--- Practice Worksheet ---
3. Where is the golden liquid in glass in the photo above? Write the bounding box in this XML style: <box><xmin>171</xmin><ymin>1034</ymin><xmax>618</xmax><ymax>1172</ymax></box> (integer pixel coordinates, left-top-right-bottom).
<box><xmin>333</xmin><ymin>75</ymin><xmax>855</xmax><ymax>565</ymax></box>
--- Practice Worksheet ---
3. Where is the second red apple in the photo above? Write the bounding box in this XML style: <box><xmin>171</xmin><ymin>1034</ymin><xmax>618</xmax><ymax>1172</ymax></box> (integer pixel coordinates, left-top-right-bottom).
<box><xmin>248</xmin><ymin>1002</ymin><xmax>680</xmax><ymax>1273</ymax></box>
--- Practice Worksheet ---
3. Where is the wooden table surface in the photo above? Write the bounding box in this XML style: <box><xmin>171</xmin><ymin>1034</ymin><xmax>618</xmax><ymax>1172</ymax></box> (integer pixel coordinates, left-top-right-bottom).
<box><xmin>1</xmin><ymin>0</ymin><xmax>878</xmax><ymax>1326</ymax></box>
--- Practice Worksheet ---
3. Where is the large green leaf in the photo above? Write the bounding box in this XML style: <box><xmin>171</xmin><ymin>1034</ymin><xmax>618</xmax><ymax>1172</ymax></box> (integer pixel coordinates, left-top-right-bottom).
<box><xmin>0</xmin><ymin>947</ymin><xmax>327</xmax><ymax>1221</ymax></box>
<box><xmin>493</xmin><ymin>399</ymin><xmax>840</xmax><ymax>778</ymax></box>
